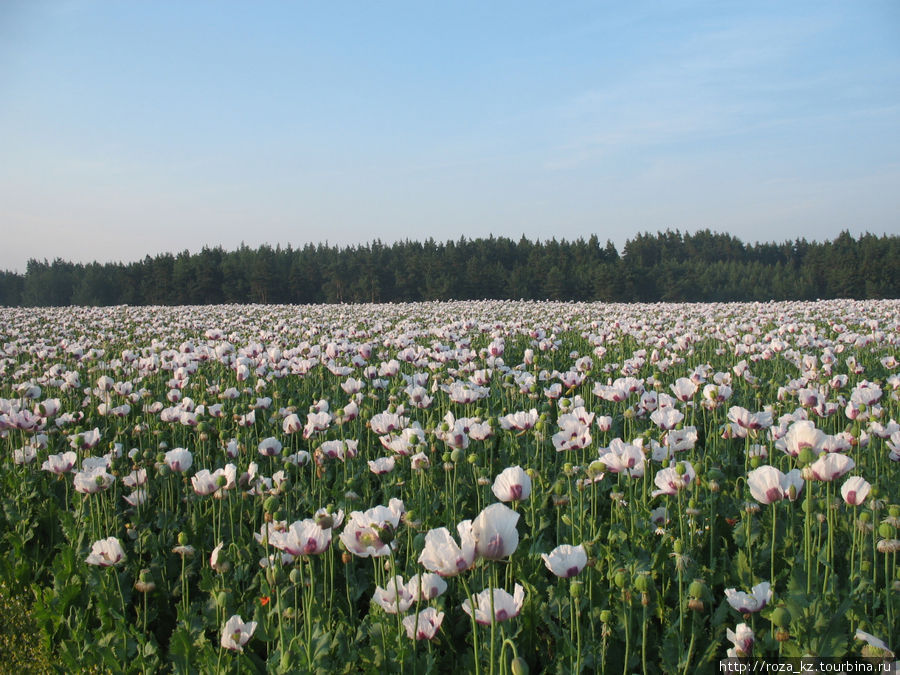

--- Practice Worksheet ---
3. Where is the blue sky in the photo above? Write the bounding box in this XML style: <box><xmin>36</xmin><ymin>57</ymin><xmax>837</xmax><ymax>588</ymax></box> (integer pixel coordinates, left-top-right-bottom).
<box><xmin>1</xmin><ymin>1</ymin><xmax>899</xmax><ymax>272</ymax></box>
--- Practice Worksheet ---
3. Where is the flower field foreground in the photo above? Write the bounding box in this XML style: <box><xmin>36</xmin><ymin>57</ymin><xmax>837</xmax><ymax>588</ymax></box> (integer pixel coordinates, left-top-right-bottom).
<box><xmin>0</xmin><ymin>300</ymin><xmax>897</xmax><ymax>673</ymax></box>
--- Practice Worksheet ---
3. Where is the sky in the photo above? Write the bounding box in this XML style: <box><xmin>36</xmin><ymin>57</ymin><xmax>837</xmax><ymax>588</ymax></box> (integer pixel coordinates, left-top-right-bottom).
<box><xmin>1</xmin><ymin>1</ymin><xmax>899</xmax><ymax>272</ymax></box>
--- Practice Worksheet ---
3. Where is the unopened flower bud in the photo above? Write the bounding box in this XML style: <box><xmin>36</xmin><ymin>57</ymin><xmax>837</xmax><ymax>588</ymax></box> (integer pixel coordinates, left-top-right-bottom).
<box><xmin>511</xmin><ymin>657</ymin><xmax>530</xmax><ymax>675</ymax></box>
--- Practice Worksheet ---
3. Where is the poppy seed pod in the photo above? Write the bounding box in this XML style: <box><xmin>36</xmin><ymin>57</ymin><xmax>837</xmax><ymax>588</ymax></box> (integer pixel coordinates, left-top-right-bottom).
<box><xmin>688</xmin><ymin>579</ymin><xmax>706</xmax><ymax>599</ymax></box>
<box><xmin>797</xmin><ymin>448</ymin><xmax>816</xmax><ymax>466</ymax></box>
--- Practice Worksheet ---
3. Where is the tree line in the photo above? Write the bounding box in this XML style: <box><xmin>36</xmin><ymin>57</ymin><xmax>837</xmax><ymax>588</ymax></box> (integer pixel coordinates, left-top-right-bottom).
<box><xmin>1</xmin><ymin>229</ymin><xmax>897</xmax><ymax>307</ymax></box>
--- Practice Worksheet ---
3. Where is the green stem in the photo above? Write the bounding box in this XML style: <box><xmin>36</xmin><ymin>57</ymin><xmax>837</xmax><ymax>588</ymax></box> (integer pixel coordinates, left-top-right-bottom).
<box><xmin>460</xmin><ymin>576</ymin><xmax>481</xmax><ymax>675</ymax></box>
<box><xmin>770</xmin><ymin>502</ymin><xmax>777</xmax><ymax>587</ymax></box>
<box><xmin>622</xmin><ymin>589</ymin><xmax>631</xmax><ymax>675</ymax></box>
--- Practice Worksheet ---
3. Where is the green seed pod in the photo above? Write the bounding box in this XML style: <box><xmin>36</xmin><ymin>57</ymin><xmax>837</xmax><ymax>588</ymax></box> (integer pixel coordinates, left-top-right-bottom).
<box><xmin>673</xmin><ymin>538</ymin><xmax>684</xmax><ymax>554</ymax></box>
<box><xmin>797</xmin><ymin>448</ymin><xmax>816</xmax><ymax>466</ymax></box>
<box><xmin>467</xmin><ymin>453</ymin><xmax>478</xmax><ymax>465</ymax></box>
<box><xmin>614</xmin><ymin>570</ymin><xmax>628</xmax><ymax>589</ymax></box>
<box><xmin>688</xmin><ymin>579</ymin><xmax>706</xmax><ymax>599</ymax></box>
<box><xmin>889</xmin><ymin>505</ymin><xmax>900</xmax><ymax>518</ymax></box>
<box><xmin>770</xmin><ymin>606</ymin><xmax>791</xmax><ymax>628</ymax></box>
<box><xmin>749</xmin><ymin>455</ymin><xmax>762</xmax><ymax>469</ymax></box>
<box><xmin>878</xmin><ymin>523</ymin><xmax>893</xmax><ymax>539</ymax></box>
<box><xmin>177</xmin><ymin>532</ymin><xmax>188</xmax><ymax>546</ymax></box>
<box><xmin>600</xmin><ymin>609</ymin><xmax>612</xmax><ymax>623</ymax></box>
<box><xmin>569</xmin><ymin>581</ymin><xmax>584</xmax><ymax>598</ymax></box>
<box><xmin>216</xmin><ymin>590</ymin><xmax>228</xmax><ymax>607</ymax></box>
<box><xmin>263</xmin><ymin>496</ymin><xmax>280</xmax><ymax>514</ymax></box>
<box><xmin>634</xmin><ymin>574</ymin><xmax>651</xmax><ymax>593</ymax></box>
<box><xmin>450</xmin><ymin>448</ymin><xmax>464</xmax><ymax>463</ymax></box>
<box><xmin>289</xmin><ymin>568</ymin><xmax>302</xmax><ymax>585</ymax></box>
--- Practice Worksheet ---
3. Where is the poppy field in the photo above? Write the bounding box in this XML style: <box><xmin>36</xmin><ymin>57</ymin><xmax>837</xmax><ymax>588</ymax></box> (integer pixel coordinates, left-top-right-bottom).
<box><xmin>0</xmin><ymin>300</ymin><xmax>897</xmax><ymax>673</ymax></box>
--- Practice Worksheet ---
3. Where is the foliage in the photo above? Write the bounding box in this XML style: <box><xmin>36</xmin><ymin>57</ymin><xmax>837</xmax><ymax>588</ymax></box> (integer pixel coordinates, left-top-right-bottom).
<box><xmin>1</xmin><ymin>230</ymin><xmax>898</xmax><ymax>307</ymax></box>
<box><xmin>0</xmin><ymin>300</ymin><xmax>897</xmax><ymax>672</ymax></box>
